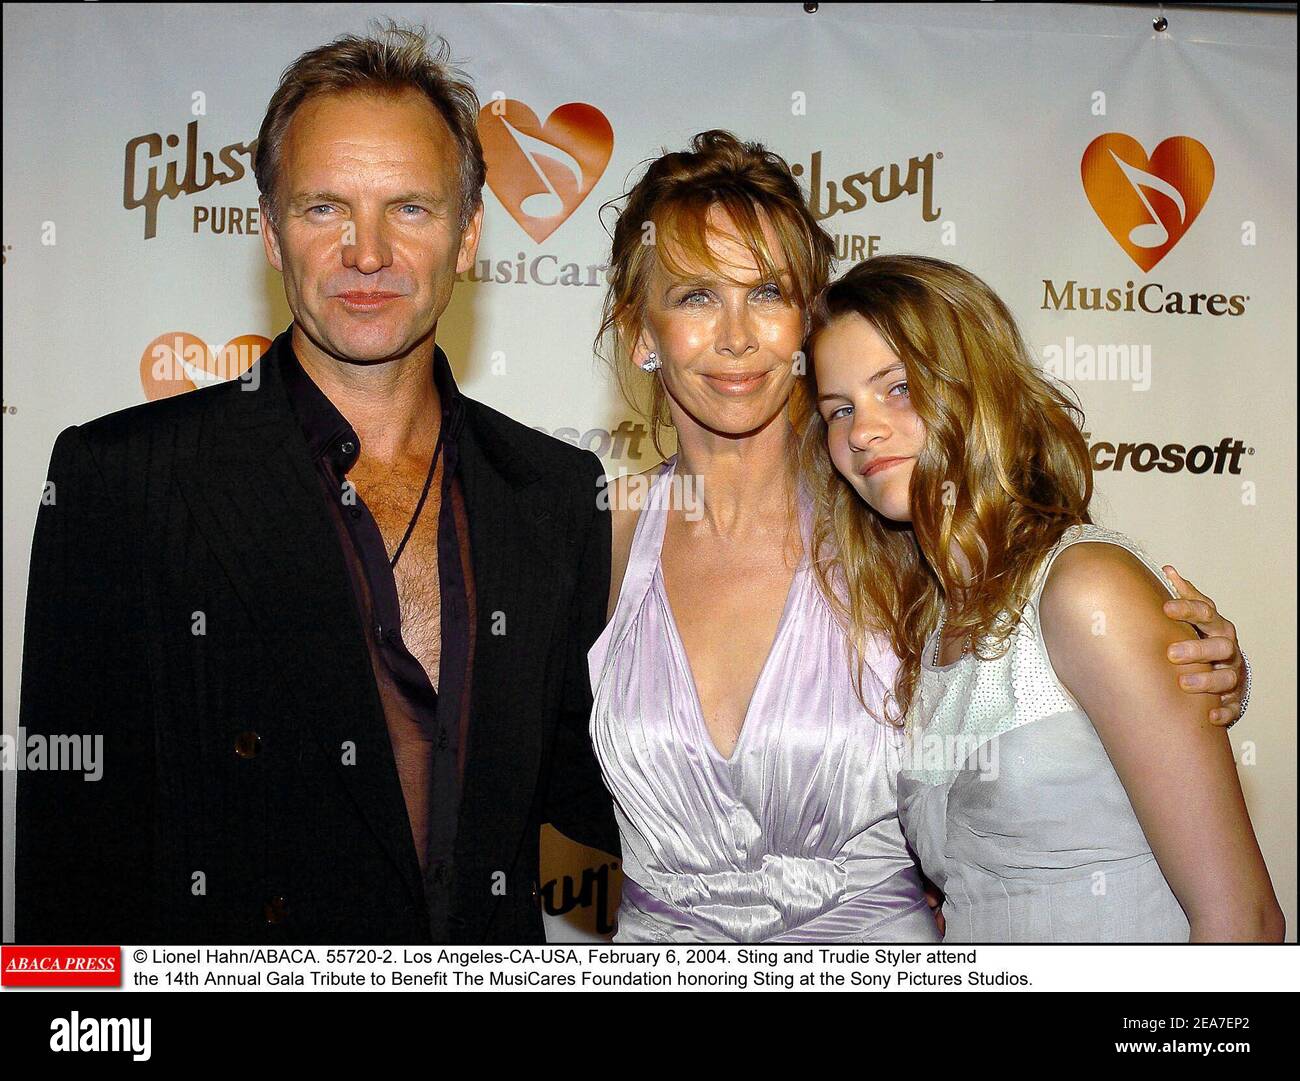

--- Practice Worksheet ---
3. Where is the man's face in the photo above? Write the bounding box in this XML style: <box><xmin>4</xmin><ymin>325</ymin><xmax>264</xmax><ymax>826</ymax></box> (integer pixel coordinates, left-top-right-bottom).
<box><xmin>261</xmin><ymin>87</ymin><xmax>483</xmax><ymax>364</ymax></box>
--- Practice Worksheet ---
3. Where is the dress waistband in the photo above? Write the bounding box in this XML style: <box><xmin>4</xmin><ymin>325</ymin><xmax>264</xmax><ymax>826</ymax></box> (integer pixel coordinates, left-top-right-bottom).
<box><xmin>618</xmin><ymin>863</ymin><xmax>937</xmax><ymax>943</ymax></box>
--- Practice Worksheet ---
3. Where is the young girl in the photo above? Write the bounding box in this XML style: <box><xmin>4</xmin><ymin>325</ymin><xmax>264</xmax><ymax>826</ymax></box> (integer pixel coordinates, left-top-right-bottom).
<box><xmin>800</xmin><ymin>254</ymin><xmax>1283</xmax><ymax>942</ymax></box>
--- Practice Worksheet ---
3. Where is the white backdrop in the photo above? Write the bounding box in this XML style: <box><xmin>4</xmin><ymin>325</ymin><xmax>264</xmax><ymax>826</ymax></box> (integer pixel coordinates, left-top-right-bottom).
<box><xmin>3</xmin><ymin>2</ymin><xmax>1295</xmax><ymax>942</ymax></box>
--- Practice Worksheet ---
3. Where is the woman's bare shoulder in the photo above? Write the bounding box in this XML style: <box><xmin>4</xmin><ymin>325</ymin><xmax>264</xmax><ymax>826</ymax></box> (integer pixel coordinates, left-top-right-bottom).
<box><xmin>1038</xmin><ymin>540</ymin><xmax>1203</xmax><ymax>694</ymax></box>
<box><xmin>606</xmin><ymin>463</ymin><xmax>665</xmax><ymax>623</ymax></box>
<box><xmin>608</xmin><ymin>465</ymin><xmax>664</xmax><ymax>546</ymax></box>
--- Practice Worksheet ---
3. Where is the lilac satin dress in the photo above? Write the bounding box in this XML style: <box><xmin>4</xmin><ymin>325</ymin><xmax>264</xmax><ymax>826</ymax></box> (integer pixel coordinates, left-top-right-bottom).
<box><xmin>588</xmin><ymin>456</ymin><xmax>938</xmax><ymax>943</ymax></box>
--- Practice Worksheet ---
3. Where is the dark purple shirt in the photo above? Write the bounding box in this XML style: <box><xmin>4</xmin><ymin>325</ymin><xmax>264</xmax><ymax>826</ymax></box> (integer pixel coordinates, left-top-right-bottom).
<box><xmin>280</xmin><ymin>336</ymin><xmax>475</xmax><ymax>939</ymax></box>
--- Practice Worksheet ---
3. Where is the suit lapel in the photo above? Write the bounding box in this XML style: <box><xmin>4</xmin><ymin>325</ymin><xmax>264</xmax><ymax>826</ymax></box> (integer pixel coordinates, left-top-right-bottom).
<box><xmin>453</xmin><ymin>406</ymin><xmax>564</xmax><ymax>939</ymax></box>
<box><xmin>176</xmin><ymin>337</ymin><xmax>426</xmax><ymax>911</ymax></box>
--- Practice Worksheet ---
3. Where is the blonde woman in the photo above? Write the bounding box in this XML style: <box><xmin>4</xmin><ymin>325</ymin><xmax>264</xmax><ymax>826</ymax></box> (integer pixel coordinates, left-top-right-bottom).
<box><xmin>588</xmin><ymin>134</ymin><xmax>1250</xmax><ymax>943</ymax></box>
<box><xmin>801</xmin><ymin>254</ymin><xmax>1282</xmax><ymax>942</ymax></box>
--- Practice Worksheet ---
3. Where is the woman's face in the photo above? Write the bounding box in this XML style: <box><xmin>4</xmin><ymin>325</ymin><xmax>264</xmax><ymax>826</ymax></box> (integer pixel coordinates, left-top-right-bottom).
<box><xmin>634</xmin><ymin>205</ymin><xmax>806</xmax><ymax>440</ymax></box>
<box><xmin>813</xmin><ymin>313</ymin><xmax>927</xmax><ymax>523</ymax></box>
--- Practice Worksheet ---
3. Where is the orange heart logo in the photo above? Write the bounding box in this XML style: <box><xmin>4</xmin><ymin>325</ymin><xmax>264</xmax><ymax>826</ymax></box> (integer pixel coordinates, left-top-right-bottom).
<box><xmin>140</xmin><ymin>332</ymin><xmax>270</xmax><ymax>400</ymax></box>
<box><xmin>1081</xmin><ymin>134</ymin><xmax>1214</xmax><ymax>271</ymax></box>
<box><xmin>479</xmin><ymin>101</ymin><xmax>614</xmax><ymax>243</ymax></box>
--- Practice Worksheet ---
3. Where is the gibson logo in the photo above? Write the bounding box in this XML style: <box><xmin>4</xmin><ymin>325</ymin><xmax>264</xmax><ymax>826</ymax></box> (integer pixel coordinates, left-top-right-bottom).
<box><xmin>790</xmin><ymin>149</ymin><xmax>942</xmax><ymax>224</ymax></box>
<box><xmin>124</xmin><ymin>119</ymin><xmax>257</xmax><ymax>240</ymax></box>
<box><xmin>540</xmin><ymin>862</ymin><xmax>619</xmax><ymax>936</ymax></box>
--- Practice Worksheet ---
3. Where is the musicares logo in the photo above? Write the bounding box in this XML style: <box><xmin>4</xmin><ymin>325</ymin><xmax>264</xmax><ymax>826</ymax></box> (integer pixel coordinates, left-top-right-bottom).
<box><xmin>140</xmin><ymin>332</ymin><xmax>269</xmax><ymax>401</ymax></box>
<box><xmin>1081</xmin><ymin>133</ymin><xmax>1215</xmax><ymax>271</ymax></box>
<box><xmin>478</xmin><ymin>101</ymin><xmax>614</xmax><ymax>243</ymax></box>
<box><xmin>1044</xmin><ymin>134</ymin><xmax>1244</xmax><ymax>317</ymax></box>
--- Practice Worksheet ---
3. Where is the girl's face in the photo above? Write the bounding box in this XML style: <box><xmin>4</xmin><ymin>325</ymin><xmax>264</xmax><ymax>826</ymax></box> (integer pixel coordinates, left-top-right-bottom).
<box><xmin>813</xmin><ymin>313</ymin><xmax>927</xmax><ymax>523</ymax></box>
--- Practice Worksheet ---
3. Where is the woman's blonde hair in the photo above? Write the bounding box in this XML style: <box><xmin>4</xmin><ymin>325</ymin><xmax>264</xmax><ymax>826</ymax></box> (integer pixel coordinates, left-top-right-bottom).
<box><xmin>595</xmin><ymin>130</ymin><xmax>835</xmax><ymax>457</ymax></box>
<box><xmin>794</xmin><ymin>255</ymin><xmax>1094</xmax><ymax>724</ymax></box>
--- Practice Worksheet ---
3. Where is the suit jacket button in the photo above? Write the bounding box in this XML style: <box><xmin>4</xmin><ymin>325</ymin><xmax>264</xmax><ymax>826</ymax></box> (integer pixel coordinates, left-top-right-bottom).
<box><xmin>530</xmin><ymin>879</ymin><xmax>540</xmax><ymax>905</ymax></box>
<box><xmin>264</xmin><ymin>896</ymin><xmax>289</xmax><ymax>924</ymax></box>
<box><xmin>234</xmin><ymin>732</ymin><xmax>262</xmax><ymax>759</ymax></box>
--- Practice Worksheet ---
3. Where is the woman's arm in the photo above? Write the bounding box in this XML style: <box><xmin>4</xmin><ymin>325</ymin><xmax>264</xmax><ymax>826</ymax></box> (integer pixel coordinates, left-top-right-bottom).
<box><xmin>1039</xmin><ymin>543</ymin><xmax>1284</xmax><ymax>942</ymax></box>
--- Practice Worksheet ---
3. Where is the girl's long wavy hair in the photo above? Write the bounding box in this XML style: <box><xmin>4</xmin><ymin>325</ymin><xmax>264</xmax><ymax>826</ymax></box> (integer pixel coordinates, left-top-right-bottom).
<box><xmin>793</xmin><ymin>255</ymin><xmax>1094</xmax><ymax>725</ymax></box>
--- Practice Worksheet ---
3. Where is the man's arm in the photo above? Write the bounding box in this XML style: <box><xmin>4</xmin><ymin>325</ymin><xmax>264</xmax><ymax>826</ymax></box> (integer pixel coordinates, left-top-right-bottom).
<box><xmin>15</xmin><ymin>425</ymin><xmax>156</xmax><ymax>943</ymax></box>
<box><xmin>541</xmin><ymin>452</ymin><xmax>620</xmax><ymax>858</ymax></box>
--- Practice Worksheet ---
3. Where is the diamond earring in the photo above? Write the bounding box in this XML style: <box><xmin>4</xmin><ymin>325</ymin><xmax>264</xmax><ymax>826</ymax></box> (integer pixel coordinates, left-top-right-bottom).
<box><xmin>640</xmin><ymin>351</ymin><xmax>661</xmax><ymax>373</ymax></box>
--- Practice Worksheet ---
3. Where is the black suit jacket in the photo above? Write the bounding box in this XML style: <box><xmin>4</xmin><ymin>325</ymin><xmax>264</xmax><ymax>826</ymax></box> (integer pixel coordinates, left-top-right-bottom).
<box><xmin>14</xmin><ymin>329</ymin><xmax>619</xmax><ymax>944</ymax></box>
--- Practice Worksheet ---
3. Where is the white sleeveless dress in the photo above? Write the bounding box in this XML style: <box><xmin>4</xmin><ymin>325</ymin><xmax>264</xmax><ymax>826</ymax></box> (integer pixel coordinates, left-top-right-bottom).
<box><xmin>897</xmin><ymin>524</ymin><xmax>1192</xmax><ymax>942</ymax></box>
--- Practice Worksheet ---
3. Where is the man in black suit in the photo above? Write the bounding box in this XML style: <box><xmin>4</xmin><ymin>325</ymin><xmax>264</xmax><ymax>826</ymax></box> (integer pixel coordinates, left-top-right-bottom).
<box><xmin>15</xmin><ymin>26</ymin><xmax>618</xmax><ymax>943</ymax></box>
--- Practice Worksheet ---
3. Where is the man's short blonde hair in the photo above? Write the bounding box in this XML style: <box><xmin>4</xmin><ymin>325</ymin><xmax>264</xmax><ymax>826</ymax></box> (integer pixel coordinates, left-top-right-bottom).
<box><xmin>253</xmin><ymin>20</ymin><xmax>486</xmax><ymax>232</ymax></box>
